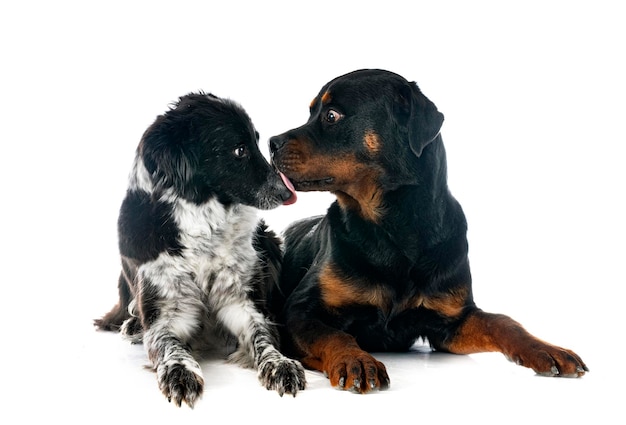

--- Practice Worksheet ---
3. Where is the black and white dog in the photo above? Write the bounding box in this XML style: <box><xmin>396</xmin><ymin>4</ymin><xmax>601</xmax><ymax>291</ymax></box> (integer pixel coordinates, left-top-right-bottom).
<box><xmin>95</xmin><ymin>92</ymin><xmax>305</xmax><ymax>407</ymax></box>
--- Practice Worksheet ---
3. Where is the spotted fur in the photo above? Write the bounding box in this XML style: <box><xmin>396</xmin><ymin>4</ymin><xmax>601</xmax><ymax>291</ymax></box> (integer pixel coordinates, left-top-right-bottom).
<box><xmin>95</xmin><ymin>92</ymin><xmax>305</xmax><ymax>407</ymax></box>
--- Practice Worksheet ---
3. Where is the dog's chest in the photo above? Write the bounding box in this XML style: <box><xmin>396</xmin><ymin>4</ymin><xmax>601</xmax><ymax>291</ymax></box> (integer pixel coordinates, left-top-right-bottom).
<box><xmin>321</xmin><ymin>263</ymin><xmax>421</xmax><ymax>315</ymax></box>
<box><xmin>173</xmin><ymin>198</ymin><xmax>258</xmax><ymax>284</ymax></box>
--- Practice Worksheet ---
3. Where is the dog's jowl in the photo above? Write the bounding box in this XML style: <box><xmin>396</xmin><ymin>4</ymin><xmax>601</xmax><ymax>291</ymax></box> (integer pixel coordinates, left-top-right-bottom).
<box><xmin>269</xmin><ymin>69</ymin><xmax>588</xmax><ymax>393</ymax></box>
<box><xmin>95</xmin><ymin>92</ymin><xmax>305</xmax><ymax>407</ymax></box>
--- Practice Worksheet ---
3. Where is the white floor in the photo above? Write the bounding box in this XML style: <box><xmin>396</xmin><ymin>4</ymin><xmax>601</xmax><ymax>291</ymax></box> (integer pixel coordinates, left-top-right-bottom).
<box><xmin>2</xmin><ymin>2</ymin><xmax>625</xmax><ymax>424</ymax></box>
<box><xmin>23</xmin><ymin>315</ymin><xmax>616</xmax><ymax>424</ymax></box>
<box><xmin>8</xmin><ymin>196</ymin><xmax>619</xmax><ymax>424</ymax></box>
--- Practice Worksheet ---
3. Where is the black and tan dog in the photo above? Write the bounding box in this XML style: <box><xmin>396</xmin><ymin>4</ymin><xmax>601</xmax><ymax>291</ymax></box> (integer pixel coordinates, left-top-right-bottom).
<box><xmin>269</xmin><ymin>69</ymin><xmax>588</xmax><ymax>393</ymax></box>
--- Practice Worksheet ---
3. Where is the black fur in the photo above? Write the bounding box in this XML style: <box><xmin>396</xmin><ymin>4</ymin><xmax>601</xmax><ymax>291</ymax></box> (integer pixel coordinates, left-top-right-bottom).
<box><xmin>269</xmin><ymin>69</ymin><xmax>587</xmax><ymax>393</ymax></box>
<box><xmin>95</xmin><ymin>92</ymin><xmax>304</xmax><ymax>407</ymax></box>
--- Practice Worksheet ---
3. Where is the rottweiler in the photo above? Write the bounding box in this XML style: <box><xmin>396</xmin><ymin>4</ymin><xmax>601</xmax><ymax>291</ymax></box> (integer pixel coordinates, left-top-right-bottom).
<box><xmin>268</xmin><ymin>69</ymin><xmax>588</xmax><ymax>393</ymax></box>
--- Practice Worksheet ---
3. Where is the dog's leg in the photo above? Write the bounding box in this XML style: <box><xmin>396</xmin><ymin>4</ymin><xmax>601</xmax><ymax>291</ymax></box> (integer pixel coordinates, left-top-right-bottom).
<box><xmin>139</xmin><ymin>263</ymin><xmax>205</xmax><ymax>407</ymax></box>
<box><xmin>144</xmin><ymin>330</ymin><xmax>204</xmax><ymax>407</ymax></box>
<box><xmin>93</xmin><ymin>274</ymin><xmax>129</xmax><ymax>331</ymax></box>
<box><xmin>119</xmin><ymin>300</ymin><xmax>143</xmax><ymax>343</ymax></box>
<box><xmin>439</xmin><ymin>308</ymin><xmax>588</xmax><ymax>377</ymax></box>
<box><xmin>93</xmin><ymin>268</ymin><xmax>134</xmax><ymax>331</ymax></box>
<box><xmin>215</xmin><ymin>297</ymin><xmax>306</xmax><ymax>396</ymax></box>
<box><xmin>253</xmin><ymin>326</ymin><xmax>307</xmax><ymax>396</ymax></box>
<box><xmin>289</xmin><ymin>321</ymin><xmax>390</xmax><ymax>393</ymax></box>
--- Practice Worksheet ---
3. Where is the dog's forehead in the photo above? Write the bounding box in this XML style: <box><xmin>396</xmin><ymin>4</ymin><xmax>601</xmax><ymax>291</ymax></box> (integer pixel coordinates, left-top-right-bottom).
<box><xmin>309</xmin><ymin>90</ymin><xmax>332</xmax><ymax>109</ymax></box>
<box><xmin>310</xmin><ymin>74</ymin><xmax>403</xmax><ymax>111</ymax></box>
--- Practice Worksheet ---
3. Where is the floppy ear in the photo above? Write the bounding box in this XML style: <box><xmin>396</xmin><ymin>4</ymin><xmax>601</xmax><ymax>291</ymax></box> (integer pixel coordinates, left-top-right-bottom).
<box><xmin>140</xmin><ymin>115</ymin><xmax>195</xmax><ymax>193</ymax></box>
<box><xmin>395</xmin><ymin>82</ymin><xmax>444</xmax><ymax>157</ymax></box>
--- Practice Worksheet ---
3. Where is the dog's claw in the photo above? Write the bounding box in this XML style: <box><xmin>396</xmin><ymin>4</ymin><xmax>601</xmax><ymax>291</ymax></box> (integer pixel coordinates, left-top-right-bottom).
<box><xmin>258</xmin><ymin>355</ymin><xmax>307</xmax><ymax>397</ymax></box>
<box><xmin>346</xmin><ymin>378</ymin><xmax>361</xmax><ymax>392</ymax></box>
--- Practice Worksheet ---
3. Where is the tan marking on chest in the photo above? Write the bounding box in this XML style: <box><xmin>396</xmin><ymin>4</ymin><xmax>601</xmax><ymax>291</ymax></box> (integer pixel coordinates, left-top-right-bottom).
<box><xmin>413</xmin><ymin>287</ymin><xmax>468</xmax><ymax>318</ymax></box>
<box><xmin>319</xmin><ymin>263</ymin><xmax>391</xmax><ymax>310</ymax></box>
<box><xmin>320</xmin><ymin>263</ymin><xmax>469</xmax><ymax>318</ymax></box>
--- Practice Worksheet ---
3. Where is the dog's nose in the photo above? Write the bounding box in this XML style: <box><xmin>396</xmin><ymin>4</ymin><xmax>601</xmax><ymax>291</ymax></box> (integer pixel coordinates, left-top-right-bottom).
<box><xmin>269</xmin><ymin>135</ymin><xmax>286</xmax><ymax>153</ymax></box>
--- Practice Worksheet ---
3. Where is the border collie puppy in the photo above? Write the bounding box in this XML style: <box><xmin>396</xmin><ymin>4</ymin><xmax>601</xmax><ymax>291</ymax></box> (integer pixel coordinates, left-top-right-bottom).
<box><xmin>95</xmin><ymin>92</ymin><xmax>305</xmax><ymax>407</ymax></box>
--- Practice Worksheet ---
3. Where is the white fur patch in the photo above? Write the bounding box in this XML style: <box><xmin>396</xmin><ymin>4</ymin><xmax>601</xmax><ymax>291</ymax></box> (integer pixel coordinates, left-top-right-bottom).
<box><xmin>120</xmin><ymin>153</ymin><xmax>305</xmax><ymax>404</ymax></box>
<box><xmin>128</xmin><ymin>155</ymin><xmax>153</xmax><ymax>193</ymax></box>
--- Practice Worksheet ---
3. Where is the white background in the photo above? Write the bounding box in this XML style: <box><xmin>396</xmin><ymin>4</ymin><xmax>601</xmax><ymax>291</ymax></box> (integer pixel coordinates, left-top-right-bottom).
<box><xmin>1</xmin><ymin>1</ymin><xmax>624</xmax><ymax>423</ymax></box>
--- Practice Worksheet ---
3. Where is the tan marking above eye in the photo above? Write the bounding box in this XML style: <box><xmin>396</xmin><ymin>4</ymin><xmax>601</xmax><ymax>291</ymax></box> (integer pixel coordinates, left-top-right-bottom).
<box><xmin>321</xmin><ymin>91</ymin><xmax>332</xmax><ymax>104</ymax></box>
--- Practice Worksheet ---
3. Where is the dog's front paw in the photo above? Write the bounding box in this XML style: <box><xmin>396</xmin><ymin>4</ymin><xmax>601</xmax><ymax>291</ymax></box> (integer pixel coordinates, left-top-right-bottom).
<box><xmin>156</xmin><ymin>362</ymin><xmax>204</xmax><ymax>407</ymax></box>
<box><xmin>258</xmin><ymin>355</ymin><xmax>307</xmax><ymax>396</ymax></box>
<box><xmin>323</xmin><ymin>348</ymin><xmax>390</xmax><ymax>393</ymax></box>
<box><xmin>508</xmin><ymin>343</ymin><xmax>589</xmax><ymax>378</ymax></box>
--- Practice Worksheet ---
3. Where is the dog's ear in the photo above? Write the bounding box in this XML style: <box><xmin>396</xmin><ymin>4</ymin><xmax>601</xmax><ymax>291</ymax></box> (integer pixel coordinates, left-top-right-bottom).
<box><xmin>140</xmin><ymin>115</ymin><xmax>196</xmax><ymax>193</ymax></box>
<box><xmin>394</xmin><ymin>82</ymin><xmax>444</xmax><ymax>157</ymax></box>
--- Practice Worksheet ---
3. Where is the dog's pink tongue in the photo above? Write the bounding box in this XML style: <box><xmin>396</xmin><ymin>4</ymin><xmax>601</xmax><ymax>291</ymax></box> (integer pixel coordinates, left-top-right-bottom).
<box><xmin>280</xmin><ymin>172</ymin><xmax>297</xmax><ymax>205</ymax></box>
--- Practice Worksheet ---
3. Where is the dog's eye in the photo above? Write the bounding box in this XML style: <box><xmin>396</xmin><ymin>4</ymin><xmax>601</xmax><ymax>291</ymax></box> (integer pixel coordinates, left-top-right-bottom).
<box><xmin>233</xmin><ymin>146</ymin><xmax>247</xmax><ymax>158</ymax></box>
<box><xmin>324</xmin><ymin>109</ymin><xmax>343</xmax><ymax>124</ymax></box>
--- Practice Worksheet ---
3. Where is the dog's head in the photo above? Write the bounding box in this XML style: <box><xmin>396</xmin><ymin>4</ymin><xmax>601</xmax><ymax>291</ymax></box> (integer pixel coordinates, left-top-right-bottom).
<box><xmin>270</xmin><ymin>69</ymin><xmax>443</xmax><ymax>221</ymax></box>
<box><xmin>140</xmin><ymin>92</ymin><xmax>296</xmax><ymax>209</ymax></box>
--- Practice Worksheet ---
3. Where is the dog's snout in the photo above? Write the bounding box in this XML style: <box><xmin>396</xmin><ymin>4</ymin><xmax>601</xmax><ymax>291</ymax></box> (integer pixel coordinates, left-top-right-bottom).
<box><xmin>269</xmin><ymin>135</ymin><xmax>286</xmax><ymax>153</ymax></box>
